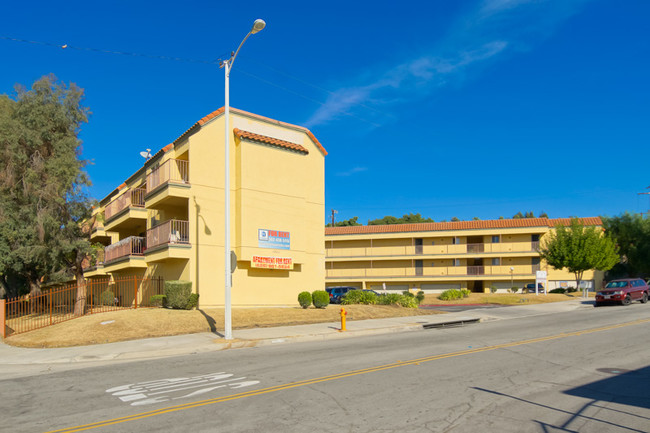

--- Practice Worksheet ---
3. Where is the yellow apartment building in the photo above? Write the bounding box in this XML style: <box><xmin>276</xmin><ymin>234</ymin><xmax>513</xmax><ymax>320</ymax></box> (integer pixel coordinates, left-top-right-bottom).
<box><xmin>325</xmin><ymin>218</ymin><xmax>604</xmax><ymax>293</ymax></box>
<box><xmin>85</xmin><ymin>107</ymin><xmax>327</xmax><ymax>307</ymax></box>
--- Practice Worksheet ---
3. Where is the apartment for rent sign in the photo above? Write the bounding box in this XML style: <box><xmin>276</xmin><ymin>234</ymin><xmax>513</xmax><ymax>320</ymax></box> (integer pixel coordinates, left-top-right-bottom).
<box><xmin>251</xmin><ymin>256</ymin><xmax>293</xmax><ymax>270</ymax></box>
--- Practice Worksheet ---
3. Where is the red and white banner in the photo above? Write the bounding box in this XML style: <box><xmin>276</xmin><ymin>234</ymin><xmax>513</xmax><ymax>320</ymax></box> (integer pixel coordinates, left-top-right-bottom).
<box><xmin>251</xmin><ymin>255</ymin><xmax>293</xmax><ymax>270</ymax></box>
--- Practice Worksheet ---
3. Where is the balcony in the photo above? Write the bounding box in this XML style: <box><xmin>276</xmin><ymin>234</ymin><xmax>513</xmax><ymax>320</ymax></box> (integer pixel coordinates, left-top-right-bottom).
<box><xmin>145</xmin><ymin>159</ymin><xmax>190</xmax><ymax>209</ymax></box>
<box><xmin>145</xmin><ymin>219</ymin><xmax>191</xmax><ymax>262</ymax></box>
<box><xmin>103</xmin><ymin>236</ymin><xmax>147</xmax><ymax>272</ymax></box>
<box><xmin>326</xmin><ymin>241</ymin><xmax>541</xmax><ymax>258</ymax></box>
<box><xmin>104</xmin><ymin>187</ymin><xmax>147</xmax><ymax>232</ymax></box>
<box><xmin>326</xmin><ymin>264</ymin><xmax>539</xmax><ymax>280</ymax></box>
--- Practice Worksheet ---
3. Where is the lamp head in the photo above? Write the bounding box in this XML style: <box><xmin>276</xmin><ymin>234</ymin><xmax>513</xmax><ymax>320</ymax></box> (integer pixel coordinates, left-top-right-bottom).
<box><xmin>251</xmin><ymin>19</ymin><xmax>266</xmax><ymax>34</ymax></box>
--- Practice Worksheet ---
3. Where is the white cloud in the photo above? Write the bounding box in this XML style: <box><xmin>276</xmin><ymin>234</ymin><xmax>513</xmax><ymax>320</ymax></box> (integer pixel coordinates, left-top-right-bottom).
<box><xmin>336</xmin><ymin>166</ymin><xmax>368</xmax><ymax>177</ymax></box>
<box><xmin>304</xmin><ymin>0</ymin><xmax>590</xmax><ymax>128</ymax></box>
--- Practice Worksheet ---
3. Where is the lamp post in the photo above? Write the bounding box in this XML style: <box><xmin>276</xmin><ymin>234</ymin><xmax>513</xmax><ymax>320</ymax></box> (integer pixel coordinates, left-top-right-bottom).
<box><xmin>221</xmin><ymin>19</ymin><xmax>266</xmax><ymax>340</ymax></box>
<box><xmin>510</xmin><ymin>266</ymin><xmax>514</xmax><ymax>290</ymax></box>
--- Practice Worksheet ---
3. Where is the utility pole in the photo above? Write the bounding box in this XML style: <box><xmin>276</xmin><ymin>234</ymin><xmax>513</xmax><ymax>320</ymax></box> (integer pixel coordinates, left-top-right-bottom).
<box><xmin>638</xmin><ymin>186</ymin><xmax>650</xmax><ymax>218</ymax></box>
<box><xmin>330</xmin><ymin>209</ymin><xmax>338</xmax><ymax>226</ymax></box>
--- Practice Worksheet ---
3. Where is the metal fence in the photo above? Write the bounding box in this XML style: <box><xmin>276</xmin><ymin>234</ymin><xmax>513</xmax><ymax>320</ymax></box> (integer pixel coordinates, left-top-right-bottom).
<box><xmin>0</xmin><ymin>276</ymin><xmax>164</xmax><ymax>338</ymax></box>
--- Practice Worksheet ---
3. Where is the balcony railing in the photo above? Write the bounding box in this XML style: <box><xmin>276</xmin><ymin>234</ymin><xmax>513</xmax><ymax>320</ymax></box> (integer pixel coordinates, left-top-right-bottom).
<box><xmin>147</xmin><ymin>219</ymin><xmax>189</xmax><ymax>250</ymax></box>
<box><xmin>104</xmin><ymin>236</ymin><xmax>145</xmax><ymax>263</ymax></box>
<box><xmin>146</xmin><ymin>159</ymin><xmax>189</xmax><ymax>194</ymax></box>
<box><xmin>326</xmin><ymin>264</ymin><xmax>540</xmax><ymax>279</ymax></box>
<box><xmin>105</xmin><ymin>187</ymin><xmax>146</xmax><ymax>221</ymax></box>
<box><xmin>326</xmin><ymin>241</ymin><xmax>541</xmax><ymax>258</ymax></box>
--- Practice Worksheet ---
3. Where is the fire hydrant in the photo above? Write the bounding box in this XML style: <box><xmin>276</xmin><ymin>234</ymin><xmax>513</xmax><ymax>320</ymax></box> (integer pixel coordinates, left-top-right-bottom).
<box><xmin>340</xmin><ymin>307</ymin><xmax>347</xmax><ymax>332</ymax></box>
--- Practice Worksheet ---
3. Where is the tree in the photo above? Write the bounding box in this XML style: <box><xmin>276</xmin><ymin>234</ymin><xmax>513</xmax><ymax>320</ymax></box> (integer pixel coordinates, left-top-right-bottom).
<box><xmin>0</xmin><ymin>75</ymin><xmax>94</xmax><ymax>313</ymax></box>
<box><xmin>513</xmin><ymin>212</ymin><xmax>524</xmax><ymax>219</ymax></box>
<box><xmin>472</xmin><ymin>217</ymin><xmax>480</xmax><ymax>220</ymax></box>
<box><xmin>539</xmin><ymin>211</ymin><xmax>549</xmax><ymax>218</ymax></box>
<box><xmin>368</xmin><ymin>213</ymin><xmax>433</xmax><ymax>225</ymax></box>
<box><xmin>451</xmin><ymin>217</ymin><xmax>460</xmax><ymax>222</ymax></box>
<box><xmin>602</xmin><ymin>212</ymin><xmax>650</xmax><ymax>278</ymax></box>
<box><xmin>326</xmin><ymin>216</ymin><xmax>362</xmax><ymax>227</ymax></box>
<box><xmin>538</xmin><ymin>218</ymin><xmax>619</xmax><ymax>296</ymax></box>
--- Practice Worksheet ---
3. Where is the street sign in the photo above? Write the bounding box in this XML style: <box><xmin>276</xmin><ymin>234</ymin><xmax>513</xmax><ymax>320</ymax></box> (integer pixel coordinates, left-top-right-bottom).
<box><xmin>230</xmin><ymin>251</ymin><xmax>237</xmax><ymax>274</ymax></box>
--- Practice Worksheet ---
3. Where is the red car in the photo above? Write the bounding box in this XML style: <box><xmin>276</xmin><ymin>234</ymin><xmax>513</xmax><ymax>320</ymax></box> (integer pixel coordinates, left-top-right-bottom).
<box><xmin>595</xmin><ymin>278</ymin><xmax>649</xmax><ymax>306</ymax></box>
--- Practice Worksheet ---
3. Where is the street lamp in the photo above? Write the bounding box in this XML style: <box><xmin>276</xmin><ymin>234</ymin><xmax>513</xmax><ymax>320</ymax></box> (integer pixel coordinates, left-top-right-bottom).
<box><xmin>220</xmin><ymin>19</ymin><xmax>266</xmax><ymax>340</ymax></box>
<box><xmin>510</xmin><ymin>266</ymin><xmax>514</xmax><ymax>289</ymax></box>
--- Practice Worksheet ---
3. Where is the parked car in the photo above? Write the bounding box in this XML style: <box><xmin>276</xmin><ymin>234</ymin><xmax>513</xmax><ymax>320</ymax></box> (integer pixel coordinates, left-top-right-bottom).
<box><xmin>595</xmin><ymin>278</ymin><xmax>649</xmax><ymax>306</ymax></box>
<box><xmin>523</xmin><ymin>283</ymin><xmax>545</xmax><ymax>294</ymax></box>
<box><xmin>325</xmin><ymin>286</ymin><xmax>356</xmax><ymax>304</ymax></box>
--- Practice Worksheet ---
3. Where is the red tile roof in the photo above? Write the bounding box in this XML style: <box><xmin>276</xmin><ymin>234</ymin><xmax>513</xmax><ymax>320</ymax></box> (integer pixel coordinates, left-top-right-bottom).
<box><xmin>324</xmin><ymin>217</ymin><xmax>602</xmax><ymax>236</ymax></box>
<box><xmin>173</xmin><ymin>107</ymin><xmax>327</xmax><ymax>156</ymax></box>
<box><xmin>233</xmin><ymin>128</ymin><xmax>309</xmax><ymax>154</ymax></box>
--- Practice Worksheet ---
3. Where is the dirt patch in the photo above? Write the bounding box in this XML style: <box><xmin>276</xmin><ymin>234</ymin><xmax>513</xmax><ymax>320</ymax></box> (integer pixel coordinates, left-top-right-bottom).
<box><xmin>5</xmin><ymin>304</ymin><xmax>443</xmax><ymax>348</ymax></box>
<box><xmin>422</xmin><ymin>292</ymin><xmax>592</xmax><ymax>305</ymax></box>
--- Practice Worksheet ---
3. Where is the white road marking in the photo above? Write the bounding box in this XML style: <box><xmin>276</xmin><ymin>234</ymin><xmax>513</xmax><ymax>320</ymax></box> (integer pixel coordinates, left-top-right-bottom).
<box><xmin>107</xmin><ymin>372</ymin><xmax>260</xmax><ymax>406</ymax></box>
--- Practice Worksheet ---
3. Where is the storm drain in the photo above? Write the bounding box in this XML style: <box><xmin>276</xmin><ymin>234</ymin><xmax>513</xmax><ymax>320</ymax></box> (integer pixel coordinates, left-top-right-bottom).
<box><xmin>422</xmin><ymin>318</ymin><xmax>481</xmax><ymax>329</ymax></box>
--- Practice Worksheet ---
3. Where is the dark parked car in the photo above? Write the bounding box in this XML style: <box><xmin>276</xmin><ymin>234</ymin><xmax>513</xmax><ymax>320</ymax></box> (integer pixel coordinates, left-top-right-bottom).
<box><xmin>523</xmin><ymin>283</ymin><xmax>545</xmax><ymax>294</ymax></box>
<box><xmin>595</xmin><ymin>278</ymin><xmax>649</xmax><ymax>306</ymax></box>
<box><xmin>325</xmin><ymin>286</ymin><xmax>356</xmax><ymax>304</ymax></box>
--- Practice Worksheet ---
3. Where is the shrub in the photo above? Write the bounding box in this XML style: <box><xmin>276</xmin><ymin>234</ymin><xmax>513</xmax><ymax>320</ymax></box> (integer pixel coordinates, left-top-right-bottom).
<box><xmin>99</xmin><ymin>290</ymin><xmax>115</xmax><ymax>306</ymax></box>
<box><xmin>378</xmin><ymin>293</ymin><xmax>402</xmax><ymax>305</ymax></box>
<box><xmin>164</xmin><ymin>280</ymin><xmax>193</xmax><ymax>309</ymax></box>
<box><xmin>567</xmin><ymin>286</ymin><xmax>578</xmax><ymax>293</ymax></box>
<box><xmin>490</xmin><ymin>286</ymin><xmax>498</xmax><ymax>294</ymax></box>
<box><xmin>149</xmin><ymin>294</ymin><xmax>166</xmax><ymax>307</ymax></box>
<box><xmin>439</xmin><ymin>289</ymin><xmax>463</xmax><ymax>301</ymax></box>
<box><xmin>461</xmin><ymin>289</ymin><xmax>471</xmax><ymax>298</ymax></box>
<box><xmin>402</xmin><ymin>290</ymin><xmax>415</xmax><ymax>298</ymax></box>
<box><xmin>550</xmin><ymin>288</ymin><xmax>566</xmax><ymax>294</ymax></box>
<box><xmin>312</xmin><ymin>290</ymin><xmax>330</xmax><ymax>308</ymax></box>
<box><xmin>510</xmin><ymin>287</ymin><xmax>519</xmax><ymax>294</ymax></box>
<box><xmin>186</xmin><ymin>293</ymin><xmax>199</xmax><ymax>310</ymax></box>
<box><xmin>398</xmin><ymin>296</ymin><xmax>419</xmax><ymax>308</ymax></box>
<box><xmin>298</xmin><ymin>291</ymin><xmax>312</xmax><ymax>309</ymax></box>
<box><xmin>416</xmin><ymin>291</ymin><xmax>425</xmax><ymax>304</ymax></box>
<box><xmin>341</xmin><ymin>289</ymin><xmax>363</xmax><ymax>305</ymax></box>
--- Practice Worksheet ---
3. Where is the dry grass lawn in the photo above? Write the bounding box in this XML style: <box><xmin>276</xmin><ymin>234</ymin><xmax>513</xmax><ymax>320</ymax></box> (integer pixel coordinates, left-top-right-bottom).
<box><xmin>5</xmin><ymin>304</ymin><xmax>443</xmax><ymax>348</ymax></box>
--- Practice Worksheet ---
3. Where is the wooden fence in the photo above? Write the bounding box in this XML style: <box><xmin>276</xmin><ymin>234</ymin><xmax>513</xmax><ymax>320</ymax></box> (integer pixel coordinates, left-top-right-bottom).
<box><xmin>0</xmin><ymin>276</ymin><xmax>164</xmax><ymax>338</ymax></box>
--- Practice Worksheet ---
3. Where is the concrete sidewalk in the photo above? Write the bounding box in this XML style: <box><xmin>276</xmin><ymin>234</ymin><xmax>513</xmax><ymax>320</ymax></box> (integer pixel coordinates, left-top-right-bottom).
<box><xmin>0</xmin><ymin>299</ymin><xmax>589</xmax><ymax>370</ymax></box>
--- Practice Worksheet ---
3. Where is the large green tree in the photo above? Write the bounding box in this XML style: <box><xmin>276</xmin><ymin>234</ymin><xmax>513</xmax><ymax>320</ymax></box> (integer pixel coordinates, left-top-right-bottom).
<box><xmin>368</xmin><ymin>213</ymin><xmax>434</xmax><ymax>225</ymax></box>
<box><xmin>602</xmin><ymin>212</ymin><xmax>650</xmax><ymax>278</ymax></box>
<box><xmin>0</xmin><ymin>75</ymin><xmax>94</xmax><ymax>311</ymax></box>
<box><xmin>538</xmin><ymin>218</ymin><xmax>619</xmax><ymax>296</ymax></box>
<box><xmin>326</xmin><ymin>216</ymin><xmax>362</xmax><ymax>227</ymax></box>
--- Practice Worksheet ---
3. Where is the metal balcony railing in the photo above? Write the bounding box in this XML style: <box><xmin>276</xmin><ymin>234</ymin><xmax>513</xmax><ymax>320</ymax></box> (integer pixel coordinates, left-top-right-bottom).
<box><xmin>146</xmin><ymin>159</ymin><xmax>189</xmax><ymax>194</ymax></box>
<box><xmin>467</xmin><ymin>243</ymin><xmax>485</xmax><ymax>253</ymax></box>
<box><xmin>104</xmin><ymin>236</ymin><xmax>145</xmax><ymax>263</ymax></box>
<box><xmin>105</xmin><ymin>187</ymin><xmax>146</xmax><ymax>221</ymax></box>
<box><xmin>147</xmin><ymin>220</ymin><xmax>189</xmax><ymax>249</ymax></box>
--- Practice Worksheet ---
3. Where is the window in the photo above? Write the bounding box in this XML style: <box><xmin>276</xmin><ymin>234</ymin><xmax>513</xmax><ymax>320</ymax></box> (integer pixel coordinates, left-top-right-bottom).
<box><xmin>452</xmin><ymin>237</ymin><xmax>461</xmax><ymax>245</ymax></box>
<box><xmin>492</xmin><ymin>235</ymin><xmax>500</xmax><ymax>243</ymax></box>
<box><xmin>453</xmin><ymin>259</ymin><xmax>461</xmax><ymax>267</ymax></box>
<box><xmin>491</xmin><ymin>258</ymin><xmax>500</xmax><ymax>266</ymax></box>
<box><xmin>532</xmin><ymin>257</ymin><xmax>540</xmax><ymax>265</ymax></box>
<box><xmin>532</xmin><ymin>234</ymin><xmax>540</xmax><ymax>242</ymax></box>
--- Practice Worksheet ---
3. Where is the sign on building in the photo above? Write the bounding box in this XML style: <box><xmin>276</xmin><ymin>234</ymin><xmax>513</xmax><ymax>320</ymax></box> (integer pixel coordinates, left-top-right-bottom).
<box><xmin>251</xmin><ymin>255</ymin><xmax>293</xmax><ymax>270</ymax></box>
<box><xmin>258</xmin><ymin>229</ymin><xmax>290</xmax><ymax>250</ymax></box>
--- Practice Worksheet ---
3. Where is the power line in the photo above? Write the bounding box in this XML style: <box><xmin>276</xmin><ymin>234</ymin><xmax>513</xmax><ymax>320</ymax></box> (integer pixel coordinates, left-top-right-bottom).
<box><xmin>0</xmin><ymin>34</ymin><xmax>384</xmax><ymax>127</ymax></box>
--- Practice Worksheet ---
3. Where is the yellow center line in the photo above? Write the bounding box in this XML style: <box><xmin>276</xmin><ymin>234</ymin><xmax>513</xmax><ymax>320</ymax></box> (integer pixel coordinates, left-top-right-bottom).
<box><xmin>46</xmin><ymin>317</ymin><xmax>650</xmax><ymax>433</ymax></box>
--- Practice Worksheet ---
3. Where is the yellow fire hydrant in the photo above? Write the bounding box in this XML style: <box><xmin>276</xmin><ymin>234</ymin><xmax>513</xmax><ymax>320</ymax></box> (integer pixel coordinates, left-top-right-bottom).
<box><xmin>340</xmin><ymin>307</ymin><xmax>347</xmax><ymax>332</ymax></box>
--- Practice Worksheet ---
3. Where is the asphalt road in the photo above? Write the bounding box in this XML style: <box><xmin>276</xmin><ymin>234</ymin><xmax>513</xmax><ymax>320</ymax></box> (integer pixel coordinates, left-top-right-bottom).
<box><xmin>3</xmin><ymin>302</ymin><xmax>650</xmax><ymax>433</ymax></box>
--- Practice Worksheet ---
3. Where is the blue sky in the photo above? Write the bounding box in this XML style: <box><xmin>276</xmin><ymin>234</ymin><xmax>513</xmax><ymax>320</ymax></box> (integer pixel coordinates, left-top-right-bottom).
<box><xmin>1</xmin><ymin>0</ymin><xmax>649</xmax><ymax>224</ymax></box>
